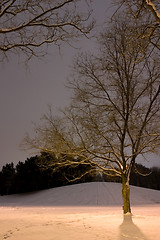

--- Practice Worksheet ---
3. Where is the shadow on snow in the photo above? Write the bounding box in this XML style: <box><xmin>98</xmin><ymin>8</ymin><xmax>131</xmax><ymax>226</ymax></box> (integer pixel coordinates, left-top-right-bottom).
<box><xmin>119</xmin><ymin>214</ymin><xmax>148</xmax><ymax>240</ymax></box>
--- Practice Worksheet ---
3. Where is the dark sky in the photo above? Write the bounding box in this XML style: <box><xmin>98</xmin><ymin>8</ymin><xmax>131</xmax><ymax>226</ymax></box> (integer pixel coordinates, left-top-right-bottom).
<box><xmin>0</xmin><ymin>0</ymin><xmax>111</xmax><ymax>169</ymax></box>
<box><xmin>0</xmin><ymin>0</ymin><xmax>159</xmax><ymax>169</ymax></box>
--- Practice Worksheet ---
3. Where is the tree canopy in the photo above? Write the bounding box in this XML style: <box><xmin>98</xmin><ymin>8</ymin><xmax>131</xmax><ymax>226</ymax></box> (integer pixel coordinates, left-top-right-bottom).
<box><xmin>114</xmin><ymin>0</ymin><xmax>160</xmax><ymax>50</ymax></box>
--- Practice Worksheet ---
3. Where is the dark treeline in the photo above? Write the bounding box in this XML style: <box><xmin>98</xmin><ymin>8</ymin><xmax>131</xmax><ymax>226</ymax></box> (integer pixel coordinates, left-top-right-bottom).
<box><xmin>0</xmin><ymin>153</ymin><xmax>160</xmax><ymax>195</ymax></box>
<box><xmin>0</xmin><ymin>152</ymin><xmax>98</xmax><ymax>195</ymax></box>
<box><xmin>102</xmin><ymin>163</ymin><xmax>160</xmax><ymax>191</ymax></box>
<box><xmin>130</xmin><ymin>164</ymin><xmax>160</xmax><ymax>190</ymax></box>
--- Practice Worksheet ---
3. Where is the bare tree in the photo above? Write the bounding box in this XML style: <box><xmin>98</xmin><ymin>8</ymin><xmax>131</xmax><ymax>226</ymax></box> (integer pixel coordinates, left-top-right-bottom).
<box><xmin>22</xmin><ymin>15</ymin><xmax>160</xmax><ymax>214</ymax></box>
<box><xmin>0</xmin><ymin>0</ymin><xmax>94</xmax><ymax>61</ymax></box>
<box><xmin>68</xmin><ymin>16</ymin><xmax>160</xmax><ymax>214</ymax></box>
<box><xmin>113</xmin><ymin>0</ymin><xmax>160</xmax><ymax>50</ymax></box>
<box><xmin>114</xmin><ymin>0</ymin><xmax>160</xmax><ymax>21</ymax></box>
<box><xmin>145</xmin><ymin>0</ymin><xmax>160</xmax><ymax>22</ymax></box>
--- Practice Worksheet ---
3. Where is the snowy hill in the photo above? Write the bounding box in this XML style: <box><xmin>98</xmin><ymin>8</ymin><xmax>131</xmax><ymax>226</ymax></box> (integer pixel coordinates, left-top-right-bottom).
<box><xmin>0</xmin><ymin>182</ymin><xmax>160</xmax><ymax>207</ymax></box>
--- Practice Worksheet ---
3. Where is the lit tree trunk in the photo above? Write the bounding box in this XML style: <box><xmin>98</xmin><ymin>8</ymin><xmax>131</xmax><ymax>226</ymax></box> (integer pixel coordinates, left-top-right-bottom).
<box><xmin>122</xmin><ymin>173</ymin><xmax>131</xmax><ymax>214</ymax></box>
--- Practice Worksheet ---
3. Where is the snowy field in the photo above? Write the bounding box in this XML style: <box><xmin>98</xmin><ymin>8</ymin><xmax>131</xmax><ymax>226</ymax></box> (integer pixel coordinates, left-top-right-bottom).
<box><xmin>0</xmin><ymin>182</ymin><xmax>160</xmax><ymax>240</ymax></box>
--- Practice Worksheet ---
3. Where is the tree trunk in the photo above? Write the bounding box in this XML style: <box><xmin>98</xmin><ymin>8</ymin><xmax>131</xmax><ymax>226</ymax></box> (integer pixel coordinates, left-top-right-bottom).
<box><xmin>122</xmin><ymin>174</ymin><xmax>131</xmax><ymax>214</ymax></box>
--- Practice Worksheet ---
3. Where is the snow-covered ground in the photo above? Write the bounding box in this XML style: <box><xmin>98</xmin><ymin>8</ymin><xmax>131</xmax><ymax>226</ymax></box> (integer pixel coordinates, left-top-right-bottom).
<box><xmin>0</xmin><ymin>182</ymin><xmax>160</xmax><ymax>240</ymax></box>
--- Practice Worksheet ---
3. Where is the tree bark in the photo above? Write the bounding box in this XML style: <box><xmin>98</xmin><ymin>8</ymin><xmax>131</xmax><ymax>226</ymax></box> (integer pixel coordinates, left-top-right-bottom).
<box><xmin>122</xmin><ymin>174</ymin><xmax>131</xmax><ymax>214</ymax></box>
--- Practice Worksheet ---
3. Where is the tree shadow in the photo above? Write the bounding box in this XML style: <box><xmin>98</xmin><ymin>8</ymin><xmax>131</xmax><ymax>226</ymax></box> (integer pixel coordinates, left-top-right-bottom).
<box><xmin>119</xmin><ymin>214</ymin><xmax>148</xmax><ymax>240</ymax></box>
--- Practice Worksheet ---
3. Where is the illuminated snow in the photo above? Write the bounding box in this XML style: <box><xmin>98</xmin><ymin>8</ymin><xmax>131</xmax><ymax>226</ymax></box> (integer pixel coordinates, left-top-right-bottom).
<box><xmin>0</xmin><ymin>182</ymin><xmax>160</xmax><ymax>240</ymax></box>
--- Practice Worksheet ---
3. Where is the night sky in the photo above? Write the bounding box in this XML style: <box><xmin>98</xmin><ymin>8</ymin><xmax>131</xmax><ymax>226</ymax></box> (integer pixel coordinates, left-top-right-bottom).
<box><xmin>0</xmin><ymin>0</ymin><xmax>159</xmax><ymax>169</ymax></box>
<box><xmin>0</xmin><ymin>1</ymin><xmax>110</xmax><ymax>169</ymax></box>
